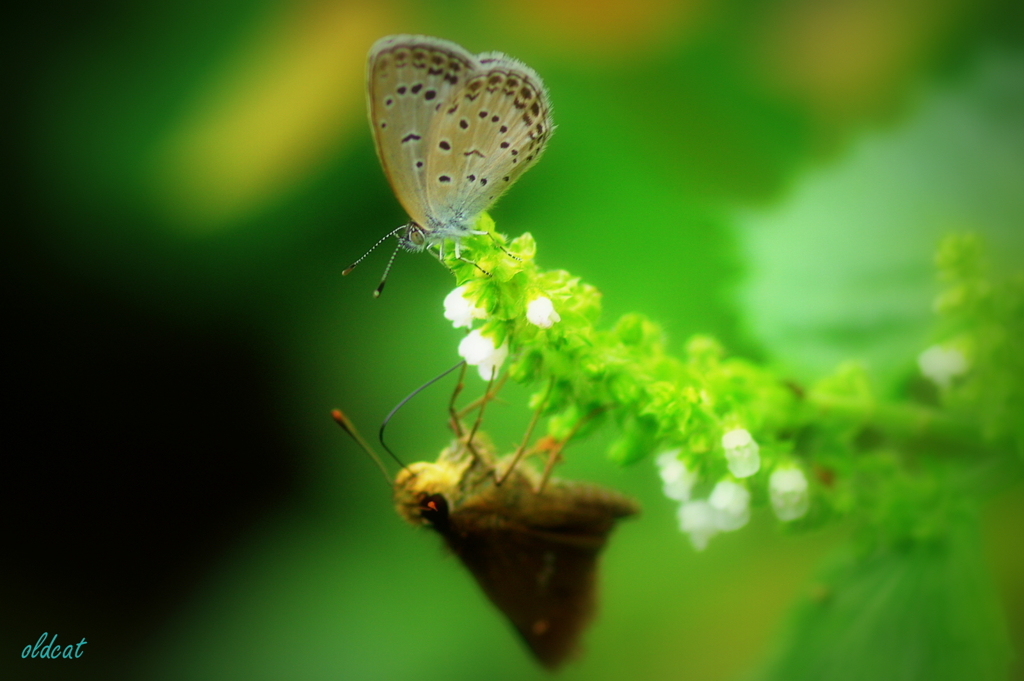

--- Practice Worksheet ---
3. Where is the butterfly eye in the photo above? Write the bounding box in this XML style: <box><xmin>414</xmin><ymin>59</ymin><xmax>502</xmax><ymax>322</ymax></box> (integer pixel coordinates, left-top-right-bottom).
<box><xmin>419</xmin><ymin>493</ymin><xmax>450</xmax><ymax>530</ymax></box>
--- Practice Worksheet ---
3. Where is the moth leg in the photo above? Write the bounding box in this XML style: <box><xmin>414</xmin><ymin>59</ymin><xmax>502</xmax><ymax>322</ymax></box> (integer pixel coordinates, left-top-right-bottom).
<box><xmin>535</xmin><ymin>405</ymin><xmax>609</xmax><ymax>494</ymax></box>
<box><xmin>457</xmin><ymin>372</ymin><xmax>509</xmax><ymax>419</ymax></box>
<box><xmin>464</xmin><ymin>366</ymin><xmax>499</xmax><ymax>460</ymax></box>
<box><xmin>496</xmin><ymin>377</ymin><xmax>554</xmax><ymax>486</ymax></box>
<box><xmin>448</xmin><ymin>361</ymin><xmax>468</xmax><ymax>438</ymax></box>
<box><xmin>536</xmin><ymin>440</ymin><xmax>565</xmax><ymax>494</ymax></box>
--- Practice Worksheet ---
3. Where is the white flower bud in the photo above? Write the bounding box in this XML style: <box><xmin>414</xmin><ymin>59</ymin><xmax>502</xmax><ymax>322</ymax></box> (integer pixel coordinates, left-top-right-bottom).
<box><xmin>678</xmin><ymin>500</ymin><xmax>718</xmax><ymax>551</ymax></box>
<box><xmin>721</xmin><ymin>428</ymin><xmax>760</xmax><ymax>478</ymax></box>
<box><xmin>458</xmin><ymin>330</ymin><xmax>509</xmax><ymax>381</ymax></box>
<box><xmin>918</xmin><ymin>345</ymin><xmax>968</xmax><ymax>389</ymax></box>
<box><xmin>708</xmin><ymin>480</ymin><xmax>750</xmax><ymax>531</ymax></box>
<box><xmin>526</xmin><ymin>296</ymin><xmax>561</xmax><ymax>328</ymax></box>
<box><xmin>769</xmin><ymin>467</ymin><xmax>810</xmax><ymax>521</ymax></box>
<box><xmin>656</xmin><ymin>449</ymin><xmax>696</xmax><ymax>502</ymax></box>
<box><xmin>443</xmin><ymin>285</ymin><xmax>486</xmax><ymax>328</ymax></box>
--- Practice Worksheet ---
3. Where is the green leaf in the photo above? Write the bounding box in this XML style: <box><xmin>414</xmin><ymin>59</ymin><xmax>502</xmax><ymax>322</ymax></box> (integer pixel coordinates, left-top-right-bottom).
<box><xmin>757</xmin><ymin>517</ymin><xmax>1010</xmax><ymax>681</ymax></box>
<box><xmin>737</xmin><ymin>59</ymin><xmax>1024</xmax><ymax>394</ymax></box>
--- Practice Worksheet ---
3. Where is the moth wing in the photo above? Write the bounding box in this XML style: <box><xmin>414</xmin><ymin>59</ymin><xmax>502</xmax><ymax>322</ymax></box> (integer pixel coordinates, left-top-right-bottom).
<box><xmin>445</xmin><ymin>482</ymin><xmax>637</xmax><ymax>669</ymax></box>
<box><xmin>366</xmin><ymin>35</ymin><xmax>478</xmax><ymax>226</ymax></box>
<box><xmin>423</xmin><ymin>52</ymin><xmax>553</xmax><ymax>227</ymax></box>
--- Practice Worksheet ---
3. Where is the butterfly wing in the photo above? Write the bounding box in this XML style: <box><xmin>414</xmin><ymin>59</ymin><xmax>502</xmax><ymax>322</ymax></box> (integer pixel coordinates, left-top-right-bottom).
<box><xmin>366</xmin><ymin>35</ymin><xmax>477</xmax><ymax>226</ymax></box>
<box><xmin>422</xmin><ymin>52</ymin><xmax>554</xmax><ymax>233</ymax></box>
<box><xmin>443</xmin><ymin>480</ymin><xmax>638</xmax><ymax>669</ymax></box>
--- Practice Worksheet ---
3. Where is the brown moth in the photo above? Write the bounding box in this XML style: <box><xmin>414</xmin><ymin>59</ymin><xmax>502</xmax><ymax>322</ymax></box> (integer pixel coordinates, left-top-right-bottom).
<box><xmin>332</xmin><ymin>406</ymin><xmax>637</xmax><ymax>668</ymax></box>
<box><xmin>391</xmin><ymin>432</ymin><xmax>638</xmax><ymax>669</ymax></box>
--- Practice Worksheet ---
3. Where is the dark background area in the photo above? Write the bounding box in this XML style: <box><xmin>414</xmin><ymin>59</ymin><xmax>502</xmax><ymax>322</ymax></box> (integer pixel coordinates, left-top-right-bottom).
<box><xmin>5</xmin><ymin>0</ymin><xmax>1023</xmax><ymax>679</ymax></box>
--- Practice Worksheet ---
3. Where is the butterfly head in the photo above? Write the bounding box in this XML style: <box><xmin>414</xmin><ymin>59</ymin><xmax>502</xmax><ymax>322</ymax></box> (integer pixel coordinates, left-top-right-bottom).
<box><xmin>397</xmin><ymin>223</ymin><xmax>430</xmax><ymax>252</ymax></box>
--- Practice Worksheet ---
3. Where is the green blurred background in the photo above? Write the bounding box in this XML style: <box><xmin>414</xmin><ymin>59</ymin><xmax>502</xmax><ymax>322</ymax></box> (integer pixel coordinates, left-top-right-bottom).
<box><xmin>5</xmin><ymin>0</ymin><xmax>1023</xmax><ymax>679</ymax></box>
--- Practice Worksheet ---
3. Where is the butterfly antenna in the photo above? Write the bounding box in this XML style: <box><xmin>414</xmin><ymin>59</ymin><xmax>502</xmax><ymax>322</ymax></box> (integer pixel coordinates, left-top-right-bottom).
<box><xmin>379</xmin><ymin>360</ymin><xmax>467</xmax><ymax>466</ymax></box>
<box><xmin>373</xmin><ymin>241</ymin><xmax>403</xmax><ymax>298</ymax></box>
<box><xmin>343</xmin><ymin>225</ymin><xmax>404</xmax><ymax>276</ymax></box>
<box><xmin>331</xmin><ymin>408</ymin><xmax>393</xmax><ymax>488</ymax></box>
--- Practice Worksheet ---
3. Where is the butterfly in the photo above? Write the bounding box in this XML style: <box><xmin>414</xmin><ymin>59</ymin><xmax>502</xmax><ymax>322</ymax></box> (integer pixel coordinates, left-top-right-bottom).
<box><xmin>346</xmin><ymin>35</ymin><xmax>554</xmax><ymax>294</ymax></box>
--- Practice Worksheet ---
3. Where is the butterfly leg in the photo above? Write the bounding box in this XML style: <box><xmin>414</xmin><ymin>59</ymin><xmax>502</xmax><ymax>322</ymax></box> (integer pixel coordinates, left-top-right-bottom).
<box><xmin>485</xmin><ymin>232</ymin><xmax>523</xmax><ymax>262</ymax></box>
<box><xmin>454</xmin><ymin>238</ymin><xmax>494</xmax><ymax>276</ymax></box>
<box><xmin>429</xmin><ymin>239</ymin><xmax>491</xmax><ymax>277</ymax></box>
<box><xmin>465</xmin><ymin>257</ymin><xmax>491</xmax><ymax>276</ymax></box>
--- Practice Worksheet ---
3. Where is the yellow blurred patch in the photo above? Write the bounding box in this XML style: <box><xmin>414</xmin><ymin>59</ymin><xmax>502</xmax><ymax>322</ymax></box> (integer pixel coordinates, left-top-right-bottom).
<box><xmin>753</xmin><ymin>0</ymin><xmax>969</xmax><ymax>120</ymax></box>
<box><xmin>152</xmin><ymin>1</ymin><xmax>395</xmax><ymax>230</ymax></box>
<box><xmin>487</xmin><ymin>0</ymin><xmax>705</xmax><ymax>62</ymax></box>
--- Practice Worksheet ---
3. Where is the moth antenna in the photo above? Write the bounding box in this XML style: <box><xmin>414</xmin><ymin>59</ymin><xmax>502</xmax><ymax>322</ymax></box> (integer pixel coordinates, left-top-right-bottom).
<box><xmin>344</xmin><ymin>225</ymin><xmax>405</xmax><ymax>276</ymax></box>
<box><xmin>379</xmin><ymin>360</ymin><xmax>467</xmax><ymax>464</ymax></box>
<box><xmin>373</xmin><ymin>241</ymin><xmax>403</xmax><ymax>298</ymax></box>
<box><xmin>331</xmin><ymin>409</ymin><xmax>393</xmax><ymax>487</ymax></box>
<box><xmin>496</xmin><ymin>377</ymin><xmax>555</xmax><ymax>486</ymax></box>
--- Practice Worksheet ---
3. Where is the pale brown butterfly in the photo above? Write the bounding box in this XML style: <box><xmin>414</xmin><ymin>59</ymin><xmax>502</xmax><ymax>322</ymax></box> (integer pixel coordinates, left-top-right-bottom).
<box><xmin>345</xmin><ymin>35</ymin><xmax>554</xmax><ymax>295</ymax></box>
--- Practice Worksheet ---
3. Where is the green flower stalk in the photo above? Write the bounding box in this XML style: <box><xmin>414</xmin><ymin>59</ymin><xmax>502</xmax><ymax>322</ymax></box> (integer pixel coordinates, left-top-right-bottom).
<box><xmin>443</xmin><ymin>216</ymin><xmax>1022</xmax><ymax>552</ymax></box>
